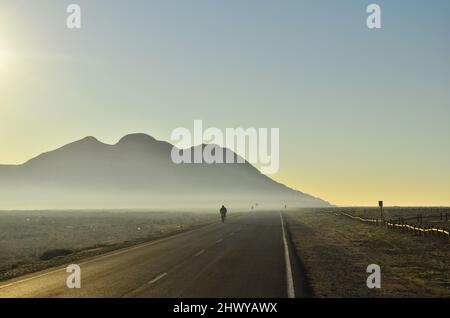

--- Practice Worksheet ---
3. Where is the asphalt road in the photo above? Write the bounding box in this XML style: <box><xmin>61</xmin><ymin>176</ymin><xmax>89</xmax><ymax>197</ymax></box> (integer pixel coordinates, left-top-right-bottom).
<box><xmin>0</xmin><ymin>211</ymin><xmax>310</xmax><ymax>298</ymax></box>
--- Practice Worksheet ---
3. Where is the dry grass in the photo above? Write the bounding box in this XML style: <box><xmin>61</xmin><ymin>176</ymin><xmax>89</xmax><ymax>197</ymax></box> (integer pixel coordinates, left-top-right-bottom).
<box><xmin>0</xmin><ymin>210</ymin><xmax>217</xmax><ymax>281</ymax></box>
<box><xmin>341</xmin><ymin>207</ymin><xmax>450</xmax><ymax>228</ymax></box>
<box><xmin>285</xmin><ymin>208</ymin><xmax>450</xmax><ymax>298</ymax></box>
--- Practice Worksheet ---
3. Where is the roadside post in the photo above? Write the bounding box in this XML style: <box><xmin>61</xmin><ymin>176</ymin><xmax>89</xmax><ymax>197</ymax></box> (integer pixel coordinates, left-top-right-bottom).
<box><xmin>379</xmin><ymin>201</ymin><xmax>384</xmax><ymax>221</ymax></box>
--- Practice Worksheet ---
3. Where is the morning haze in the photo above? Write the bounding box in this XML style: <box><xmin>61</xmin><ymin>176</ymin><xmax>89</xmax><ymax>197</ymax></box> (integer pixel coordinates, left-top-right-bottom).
<box><xmin>0</xmin><ymin>133</ymin><xmax>328</xmax><ymax>209</ymax></box>
<box><xmin>0</xmin><ymin>0</ymin><xmax>449</xmax><ymax>206</ymax></box>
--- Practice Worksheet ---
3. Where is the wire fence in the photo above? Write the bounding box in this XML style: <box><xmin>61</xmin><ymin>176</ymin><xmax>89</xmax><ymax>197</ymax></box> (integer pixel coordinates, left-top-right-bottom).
<box><xmin>340</xmin><ymin>212</ymin><xmax>450</xmax><ymax>240</ymax></box>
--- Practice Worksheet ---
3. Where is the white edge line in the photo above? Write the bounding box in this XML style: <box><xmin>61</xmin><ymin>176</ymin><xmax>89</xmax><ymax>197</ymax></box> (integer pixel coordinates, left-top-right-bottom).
<box><xmin>0</xmin><ymin>268</ymin><xmax>66</xmax><ymax>289</ymax></box>
<box><xmin>0</xmin><ymin>220</ymin><xmax>219</xmax><ymax>290</ymax></box>
<box><xmin>280</xmin><ymin>212</ymin><xmax>296</xmax><ymax>298</ymax></box>
<box><xmin>0</xmin><ymin>240</ymin><xmax>160</xmax><ymax>290</ymax></box>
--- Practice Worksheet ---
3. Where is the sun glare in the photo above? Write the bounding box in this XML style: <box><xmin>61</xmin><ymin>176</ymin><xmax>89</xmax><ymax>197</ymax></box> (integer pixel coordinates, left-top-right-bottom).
<box><xmin>0</xmin><ymin>32</ymin><xmax>11</xmax><ymax>71</ymax></box>
<box><xmin>0</xmin><ymin>43</ymin><xmax>8</xmax><ymax>70</ymax></box>
<box><xmin>0</xmin><ymin>50</ymin><xmax>6</xmax><ymax>70</ymax></box>
<box><xmin>0</xmin><ymin>46</ymin><xmax>15</xmax><ymax>74</ymax></box>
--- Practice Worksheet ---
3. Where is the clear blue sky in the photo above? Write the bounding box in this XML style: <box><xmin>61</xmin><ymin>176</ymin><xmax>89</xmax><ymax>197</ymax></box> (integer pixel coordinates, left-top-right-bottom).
<box><xmin>1</xmin><ymin>0</ymin><xmax>449</xmax><ymax>205</ymax></box>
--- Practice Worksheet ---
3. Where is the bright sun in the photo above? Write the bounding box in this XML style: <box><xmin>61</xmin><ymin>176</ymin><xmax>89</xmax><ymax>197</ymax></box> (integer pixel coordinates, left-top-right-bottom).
<box><xmin>0</xmin><ymin>52</ymin><xmax>4</xmax><ymax>68</ymax></box>
<box><xmin>0</xmin><ymin>47</ymin><xmax>6</xmax><ymax>70</ymax></box>
<box><xmin>0</xmin><ymin>47</ymin><xmax>11</xmax><ymax>72</ymax></box>
<box><xmin>0</xmin><ymin>34</ymin><xmax>10</xmax><ymax>70</ymax></box>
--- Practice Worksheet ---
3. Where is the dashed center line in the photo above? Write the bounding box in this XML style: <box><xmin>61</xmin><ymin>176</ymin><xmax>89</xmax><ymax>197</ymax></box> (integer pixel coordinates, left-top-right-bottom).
<box><xmin>195</xmin><ymin>250</ymin><xmax>205</xmax><ymax>257</ymax></box>
<box><xmin>215</xmin><ymin>239</ymin><xmax>223</xmax><ymax>244</ymax></box>
<box><xmin>149</xmin><ymin>273</ymin><xmax>168</xmax><ymax>285</ymax></box>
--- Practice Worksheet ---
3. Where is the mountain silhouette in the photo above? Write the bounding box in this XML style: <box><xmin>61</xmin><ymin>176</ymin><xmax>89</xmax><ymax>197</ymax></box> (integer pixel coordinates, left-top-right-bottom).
<box><xmin>0</xmin><ymin>134</ymin><xmax>330</xmax><ymax>209</ymax></box>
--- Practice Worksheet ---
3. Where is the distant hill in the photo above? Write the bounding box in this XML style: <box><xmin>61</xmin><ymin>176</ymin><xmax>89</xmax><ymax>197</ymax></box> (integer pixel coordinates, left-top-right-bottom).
<box><xmin>0</xmin><ymin>134</ymin><xmax>330</xmax><ymax>209</ymax></box>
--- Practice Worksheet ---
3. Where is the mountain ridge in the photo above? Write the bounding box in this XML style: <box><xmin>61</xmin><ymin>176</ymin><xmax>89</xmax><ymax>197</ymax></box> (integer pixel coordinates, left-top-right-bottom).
<box><xmin>0</xmin><ymin>134</ymin><xmax>330</xmax><ymax>209</ymax></box>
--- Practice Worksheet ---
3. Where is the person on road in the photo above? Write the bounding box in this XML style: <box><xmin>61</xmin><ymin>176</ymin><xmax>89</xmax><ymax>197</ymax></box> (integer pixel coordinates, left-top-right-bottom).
<box><xmin>220</xmin><ymin>205</ymin><xmax>227</xmax><ymax>223</ymax></box>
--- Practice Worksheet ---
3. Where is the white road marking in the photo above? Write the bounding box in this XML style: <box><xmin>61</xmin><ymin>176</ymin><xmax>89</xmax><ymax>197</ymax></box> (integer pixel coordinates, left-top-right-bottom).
<box><xmin>215</xmin><ymin>239</ymin><xmax>223</xmax><ymax>244</ymax></box>
<box><xmin>280</xmin><ymin>212</ymin><xmax>296</xmax><ymax>298</ymax></box>
<box><xmin>121</xmin><ymin>272</ymin><xmax>168</xmax><ymax>297</ymax></box>
<box><xmin>0</xmin><ymin>242</ymin><xmax>158</xmax><ymax>290</ymax></box>
<box><xmin>149</xmin><ymin>273</ymin><xmax>168</xmax><ymax>284</ymax></box>
<box><xmin>195</xmin><ymin>250</ymin><xmax>205</xmax><ymax>257</ymax></box>
<box><xmin>0</xmin><ymin>220</ymin><xmax>220</xmax><ymax>290</ymax></box>
<box><xmin>229</xmin><ymin>232</ymin><xmax>235</xmax><ymax>236</ymax></box>
<box><xmin>0</xmin><ymin>268</ymin><xmax>66</xmax><ymax>289</ymax></box>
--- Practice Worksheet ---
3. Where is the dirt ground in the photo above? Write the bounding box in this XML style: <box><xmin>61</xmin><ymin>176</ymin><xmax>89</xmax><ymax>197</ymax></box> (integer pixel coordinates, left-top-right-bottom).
<box><xmin>0</xmin><ymin>210</ymin><xmax>217</xmax><ymax>281</ymax></box>
<box><xmin>285</xmin><ymin>208</ymin><xmax>450</xmax><ymax>298</ymax></box>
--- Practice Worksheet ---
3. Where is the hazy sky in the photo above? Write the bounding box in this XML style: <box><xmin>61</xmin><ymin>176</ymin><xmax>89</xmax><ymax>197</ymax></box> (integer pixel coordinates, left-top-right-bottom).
<box><xmin>1</xmin><ymin>0</ymin><xmax>449</xmax><ymax>206</ymax></box>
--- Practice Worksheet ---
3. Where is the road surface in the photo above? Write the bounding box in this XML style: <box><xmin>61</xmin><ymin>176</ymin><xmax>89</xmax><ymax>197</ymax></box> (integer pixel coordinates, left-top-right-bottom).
<box><xmin>0</xmin><ymin>211</ymin><xmax>310</xmax><ymax>298</ymax></box>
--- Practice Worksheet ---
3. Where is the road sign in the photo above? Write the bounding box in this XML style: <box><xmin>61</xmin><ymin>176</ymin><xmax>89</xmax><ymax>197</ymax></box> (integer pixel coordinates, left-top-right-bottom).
<box><xmin>379</xmin><ymin>201</ymin><xmax>384</xmax><ymax>220</ymax></box>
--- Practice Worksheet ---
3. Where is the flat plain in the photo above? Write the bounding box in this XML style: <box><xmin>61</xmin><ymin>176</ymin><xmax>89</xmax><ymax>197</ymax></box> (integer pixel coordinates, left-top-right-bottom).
<box><xmin>0</xmin><ymin>210</ymin><xmax>216</xmax><ymax>281</ymax></box>
<box><xmin>285</xmin><ymin>208</ymin><xmax>450</xmax><ymax>297</ymax></box>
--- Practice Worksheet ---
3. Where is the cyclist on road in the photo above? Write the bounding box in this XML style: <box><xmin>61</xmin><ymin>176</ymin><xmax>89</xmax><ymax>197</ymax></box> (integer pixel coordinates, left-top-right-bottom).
<box><xmin>220</xmin><ymin>205</ymin><xmax>227</xmax><ymax>223</ymax></box>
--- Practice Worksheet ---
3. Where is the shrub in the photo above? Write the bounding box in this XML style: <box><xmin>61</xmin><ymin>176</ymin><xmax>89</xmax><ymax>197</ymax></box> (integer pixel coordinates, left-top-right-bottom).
<box><xmin>39</xmin><ymin>249</ymin><xmax>73</xmax><ymax>261</ymax></box>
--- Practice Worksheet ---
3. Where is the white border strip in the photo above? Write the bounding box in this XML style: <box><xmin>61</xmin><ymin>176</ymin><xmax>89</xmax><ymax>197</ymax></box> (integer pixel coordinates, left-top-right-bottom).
<box><xmin>0</xmin><ymin>219</ymin><xmax>219</xmax><ymax>290</ymax></box>
<box><xmin>280</xmin><ymin>212</ymin><xmax>296</xmax><ymax>298</ymax></box>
